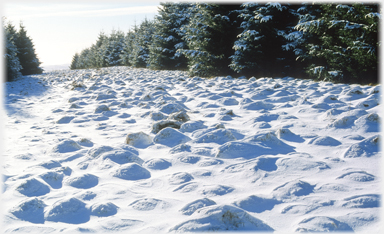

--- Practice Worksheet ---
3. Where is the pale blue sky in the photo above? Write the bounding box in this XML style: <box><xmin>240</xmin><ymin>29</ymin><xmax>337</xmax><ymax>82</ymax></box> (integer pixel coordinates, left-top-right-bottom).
<box><xmin>3</xmin><ymin>1</ymin><xmax>161</xmax><ymax>67</ymax></box>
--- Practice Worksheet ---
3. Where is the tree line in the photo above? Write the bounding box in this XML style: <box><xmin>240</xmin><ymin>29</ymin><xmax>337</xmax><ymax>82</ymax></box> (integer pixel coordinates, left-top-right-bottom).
<box><xmin>70</xmin><ymin>2</ymin><xmax>379</xmax><ymax>84</ymax></box>
<box><xmin>3</xmin><ymin>19</ymin><xmax>43</xmax><ymax>82</ymax></box>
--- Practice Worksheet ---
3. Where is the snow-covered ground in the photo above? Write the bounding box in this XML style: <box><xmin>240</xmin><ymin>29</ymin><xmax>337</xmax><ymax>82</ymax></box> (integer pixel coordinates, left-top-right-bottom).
<box><xmin>2</xmin><ymin>66</ymin><xmax>381</xmax><ymax>233</ymax></box>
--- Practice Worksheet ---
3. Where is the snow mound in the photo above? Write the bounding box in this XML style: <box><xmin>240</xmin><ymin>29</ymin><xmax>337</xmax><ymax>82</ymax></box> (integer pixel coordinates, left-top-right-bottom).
<box><xmin>113</xmin><ymin>163</ymin><xmax>151</xmax><ymax>180</ymax></box>
<box><xmin>197</xmin><ymin>158</ymin><xmax>223</xmax><ymax>167</ymax></box>
<box><xmin>149</xmin><ymin>111</ymin><xmax>166</xmax><ymax>121</ymax></box>
<box><xmin>99</xmin><ymin>218</ymin><xmax>144</xmax><ymax>231</ymax></box>
<box><xmin>275</xmin><ymin>128</ymin><xmax>304</xmax><ymax>142</ymax></box>
<box><xmin>200</xmin><ymin>184</ymin><xmax>234</xmax><ymax>196</ymax></box>
<box><xmin>151</xmin><ymin>120</ymin><xmax>182</xmax><ymax>134</ymax></box>
<box><xmin>241</xmin><ymin>101</ymin><xmax>274</xmax><ymax>110</ymax></box>
<box><xmin>56</xmin><ymin>116</ymin><xmax>75</xmax><ymax>124</ymax></box>
<box><xmin>143</xmin><ymin>158</ymin><xmax>172</xmax><ymax>170</ymax></box>
<box><xmin>95</xmin><ymin>94</ymin><xmax>115</xmax><ymax>100</ymax></box>
<box><xmin>16</xmin><ymin>178</ymin><xmax>50</xmax><ymax>197</ymax></box>
<box><xmin>90</xmin><ymin>202</ymin><xmax>118</xmax><ymax>217</ymax></box>
<box><xmin>179</xmin><ymin>198</ymin><xmax>217</xmax><ymax>215</ymax></box>
<box><xmin>233</xmin><ymin>195</ymin><xmax>281</xmax><ymax>213</ymax></box>
<box><xmin>170</xmin><ymin>205</ymin><xmax>273</xmax><ymax>232</ymax></box>
<box><xmin>65</xmin><ymin>173</ymin><xmax>98</xmax><ymax>189</ymax></box>
<box><xmin>354</xmin><ymin>113</ymin><xmax>380</xmax><ymax>132</ymax></box>
<box><xmin>295</xmin><ymin>216</ymin><xmax>353</xmax><ymax>232</ymax></box>
<box><xmin>169</xmin><ymin>143</ymin><xmax>192</xmax><ymax>154</ymax></box>
<box><xmin>342</xmin><ymin>194</ymin><xmax>380</xmax><ymax>208</ymax></box>
<box><xmin>39</xmin><ymin>171</ymin><xmax>64</xmax><ymax>189</ymax></box>
<box><xmin>94</xmin><ymin>104</ymin><xmax>111</xmax><ymax>113</ymax></box>
<box><xmin>44</xmin><ymin>197</ymin><xmax>90</xmax><ymax>224</ymax></box>
<box><xmin>215</xmin><ymin>141</ymin><xmax>269</xmax><ymax>159</ymax></box>
<box><xmin>307</xmin><ymin>136</ymin><xmax>341</xmax><ymax>146</ymax></box>
<box><xmin>177</xmin><ymin>155</ymin><xmax>201</xmax><ymax>164</ymax></box>
<box><xmin>179</xmin><ymin>120</ymin><xmax>206</xmax><ymax>133</ymax></box>
<box><xmin>242</xmin><ymin>131</ymin><xmax>295</xmax><ymax>154</ymax></box>
<box><xmin>218</xmin><ymin>97</ymin><xmax>239</xmax><ymax>106</ymax></box>
<box><xmin>168</xmin><ymin>110</ymin><xmax>190</xmax><ymax>122</ymax></box>
<box><xmin>10</xmin><ymin>198</ymin><xmax>46</xmax><ymax>223</ymax></box>
<box><xmin>39</xmin><ymin>160</ymin><xmax>62</xmax><ymax>169</ymax></box>
<box><xmin>153</xmin><ymin>127</ymin><xmax>191</xmax><ymax>147</ymax></box>
<box><xmin>129</xmin><ymin>198</ymin><xmax>169</xmax><ymax>211</ymax></box>
<box><xmin>343</xmin><ymin>135</ymin><xmax>380</xmax><ymax>158</ymax></box>
<box><xmin>194</xmin><ymin>129</ymin><xmax>237</xmax><ymax>144</ymax></box>
<box><xmin>276</xmin><ymin>155</ymin><xmax>330</xmax><ymax>173</ymax></box>
<box><xmin>273</xmin><ymin>180</ymin><xmax>315</xmax><ymax>200</ymax></box>
<box><xmin>336</xmin><ymin>171</ymin><xmax>375</xmax><ymax>182</ymax></box>
<box><xmin>51</xmin><ymin>139</ymin><xmax>81</xmax><ymax>154</ymax></box>
<box><xmin>159</xmin><ymin>103</ymin><xmax>185</xmax><ymax>114</ymax></box>
<box><xmin>125</xmin><ymin>132</ymin><xmax>153</xmax><ymax>148</ymax></box>
<box><xmin>87</xmin><ymin>145</ymin><xmax>114</xmax><ymax>159</ymax></box>
<box><xmin>169</xmin><ymin>172</ymin><xmax>194</xmax><ymax>185</ymax></box>
<box><xmin>102</xmin><ymin>150</ymin><xmax>143</xmax><ymax>165</ymax></box>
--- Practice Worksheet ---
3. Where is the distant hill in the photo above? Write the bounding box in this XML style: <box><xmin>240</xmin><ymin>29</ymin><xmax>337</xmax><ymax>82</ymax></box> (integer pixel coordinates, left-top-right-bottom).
<box><xmin>42</xmin><ymin>64</ymin><xmax>70</xmax><ymax>71</ymax></box>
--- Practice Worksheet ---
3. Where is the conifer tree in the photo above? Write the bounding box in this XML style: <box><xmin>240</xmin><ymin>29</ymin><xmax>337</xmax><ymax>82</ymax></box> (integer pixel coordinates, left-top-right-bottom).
<box><xmin>180</xmin><ymin>3</ymin><xmax>240</xmax><ymax>77</ymax></box>
<box><xmin>294</xmin><ymin>3</ymin><xmax>379</xmax><ymax>83</ymax></box>
<box><xmin>129</xmin><ymin>19</ymin><xmax>155</xmax><ymax>68</ymax></box>
<box><xmin>148</xmin><ymin>2</ymin><xmax>191</xmax><ymax>70</ymax></box>
<box><xmin>70</xmin><ymin>53</ymin><xmax>79</xmax><ymax>70</ymax></box>
<box><xmin>15</xmin><ymin>22</ymin><xmax>43</xmax><ymax>75</ymax></box>
<box><xmin>4</xmin><ymin>21</ymin><xmax>22</xmax><ymax>81</ymax></box>
<box><xmin>230</xmin><ymin>3</ymin><xmax>298</xmax><ymax>77</ymax></box>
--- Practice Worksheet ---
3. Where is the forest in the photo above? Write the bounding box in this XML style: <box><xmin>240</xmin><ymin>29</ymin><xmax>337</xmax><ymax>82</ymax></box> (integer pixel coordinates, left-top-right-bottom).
<box><xmin>70</xmin><ymin>2</ymin><xmax>379</xmax><ymax>84</ymax></box>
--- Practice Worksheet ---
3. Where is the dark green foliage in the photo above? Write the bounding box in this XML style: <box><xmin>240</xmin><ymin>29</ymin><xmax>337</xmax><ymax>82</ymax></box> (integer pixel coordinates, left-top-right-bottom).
<box><xmin>230</xmin><ymin>3</ymin><xmax>299</xmax><ymax>77</ymax></box>
<box><xmin>15</xmin><ymin>23</ymin><xmax>43</xmax><ymax>75</ymax></box>
<box><xmin>4</xmin><ymin>21</ymin><xmax>22</xmax><ymax>82</ymax></box>
<box><xmin>179</xmin><ymin>3</ymin><xmax>241</xmax><ymax>77</ymax></box>
<box><xmin>294</xmin><ymin>3</ymin><xmax>379</xmax><ymax>83</ymax></box>
<box><xmin>148</xmin><ymin>2</ymin><xmax>191</xmax><ymax>70</ymax></box>
<box><xmin>69</xmin><ymin>3</ymin><xmax>378</xmax><ymax>84</ymax></box>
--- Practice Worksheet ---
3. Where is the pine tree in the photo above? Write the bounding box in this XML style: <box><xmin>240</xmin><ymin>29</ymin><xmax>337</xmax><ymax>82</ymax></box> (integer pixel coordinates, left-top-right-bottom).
<box><xmin>148</xmin><ymin>2</ymin><xmax>191</xmax><ymax>70</ymax></box>
<box><xmin>4</xmin><ymin>21</ymin><xmax>22</xmax><ymax>81</ymax></box>
<box><xmin>70</xmin><ymin>53</ymin><xmax>79</xmax><ymax>70</ymax></box>
<box><xmin>294</xmin><ymin>3</ymin><xmax>379</xmax><ymax>83</ymax></box>
<box><xmin>129</xmin><ymin>19</ymin><xmax>155</xmax><ymax>68</ymax></box>
<box><xmin>230</xmin><ymin>3</ymin><xmax>298</xmax><ymax>77</ymax></box>
<box><xmin>120</xmin><ymin>30</ymin><xmax>135</xmax><ymax>66</ymax></box>
<box><xmin>15</xmin><ymin>22</ymin><xmax>43</xmax><ymax>75</ymax></box>
<box><xmin>180</xmin><ymin>3</ymin><xmax>241</xmax><ymax>77</ymax></box>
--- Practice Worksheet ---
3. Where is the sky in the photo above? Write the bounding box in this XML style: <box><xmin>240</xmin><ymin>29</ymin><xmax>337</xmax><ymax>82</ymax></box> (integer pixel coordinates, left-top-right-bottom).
<box><xmin>2</xmin><ymin>0</ymin><xmax>161</xmax><ymax>68</ymax></box>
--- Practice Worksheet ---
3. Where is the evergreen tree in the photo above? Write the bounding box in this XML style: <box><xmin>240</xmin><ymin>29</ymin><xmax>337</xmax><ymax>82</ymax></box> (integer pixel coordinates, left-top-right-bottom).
<box><xmin>230</xmin><ymin>3</ymin><xmax>298</xmax><ymax>77</ymax></box>
<box><xmin>120</xmin><ymin>30</ymin><xmax>136</xmax><ymax>66</ymax></box>
<box><xmin>180</xmin><ymin>3</ymin><xmax>241</xmax><ymax>77</ymax></box>
<box><xmin>4</xmin><ymin>21</ymin><xmax>22</xmax><ymax>81</ymax></box>
<box><xmin>15</xmin><ymin>22</ymin><xmax>43</xmax><ymax>75</ymax></box>
<box><xmin>129</xmin><ymin>19</ymin><xmax>155</xmax><ymax>68</ymax></box>
<box><xmin>70</xmin><ymin>53</ymin><xmax>79</xmax><ymax>70</ymax></box>
<box><xmin>104</xmin><ymin>30</ymin><xmax>125</xmax><ymax>66</ymax></box>
<box><xmin>294</xmin><ymin>3</ymin><xmax>379</xmax><ymax>83</ymax></box>
<box><xmin>148</xmin><ymin>2</ymin><xmax>191</xmax><ymax>70</ymax></box>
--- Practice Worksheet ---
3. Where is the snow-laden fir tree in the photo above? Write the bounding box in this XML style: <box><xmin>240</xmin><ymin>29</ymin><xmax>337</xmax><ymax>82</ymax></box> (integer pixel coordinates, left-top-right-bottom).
<box><xmin>4</xmin><ymin>21</ymin><xmax>22</xmax><ymax>81</ymax></box>
<box><xmin>229</xmin><ymin>3</ymin><xmax>298</xmax><ymax>77</ymax></box>
<box><xmin>294</xmin><ymin>3</ymin><xmax>379</xmax><ymax>83</ymax></box>
<box><xmin>179</xmin><ymin>3</ymin><xmax>241</xmax><ymax>77</ymax></box>
<box><xmin>120</xmin><ymin>30</ymin><xmax>135</xmax><ymax>66</ymax></box>
<box><xmin>15</xmin><ymin>22</ymin><xmax>43</xmax><ymax>75</ymax></box>
<box><xmin>148</xmin><ymin>2</ymin><xmax>192</xmax><ymax>70</ymax></box>
<box><xmin>129</xmin><ymin>19</ymin><xmax>155</xmax><ymax>68</ymax></box>
<box><xmin>104</xmin><ymin>30</ymin><xmax>125</xmax><ymax>67</ymax></box>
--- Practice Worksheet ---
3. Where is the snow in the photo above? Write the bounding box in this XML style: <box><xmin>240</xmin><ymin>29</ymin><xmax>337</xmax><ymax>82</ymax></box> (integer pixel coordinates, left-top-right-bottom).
<box><xmin>2</xmin><ymin>66</ymin><xmax>382</xmax><ymax>233</ymax></box>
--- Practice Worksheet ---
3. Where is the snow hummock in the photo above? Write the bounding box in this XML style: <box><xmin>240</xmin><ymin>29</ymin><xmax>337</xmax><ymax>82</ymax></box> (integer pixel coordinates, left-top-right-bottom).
<box><xmin>2</xmin><ymin>66</ymin><xmax>381</xmax><ymax>233</ymax></box>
